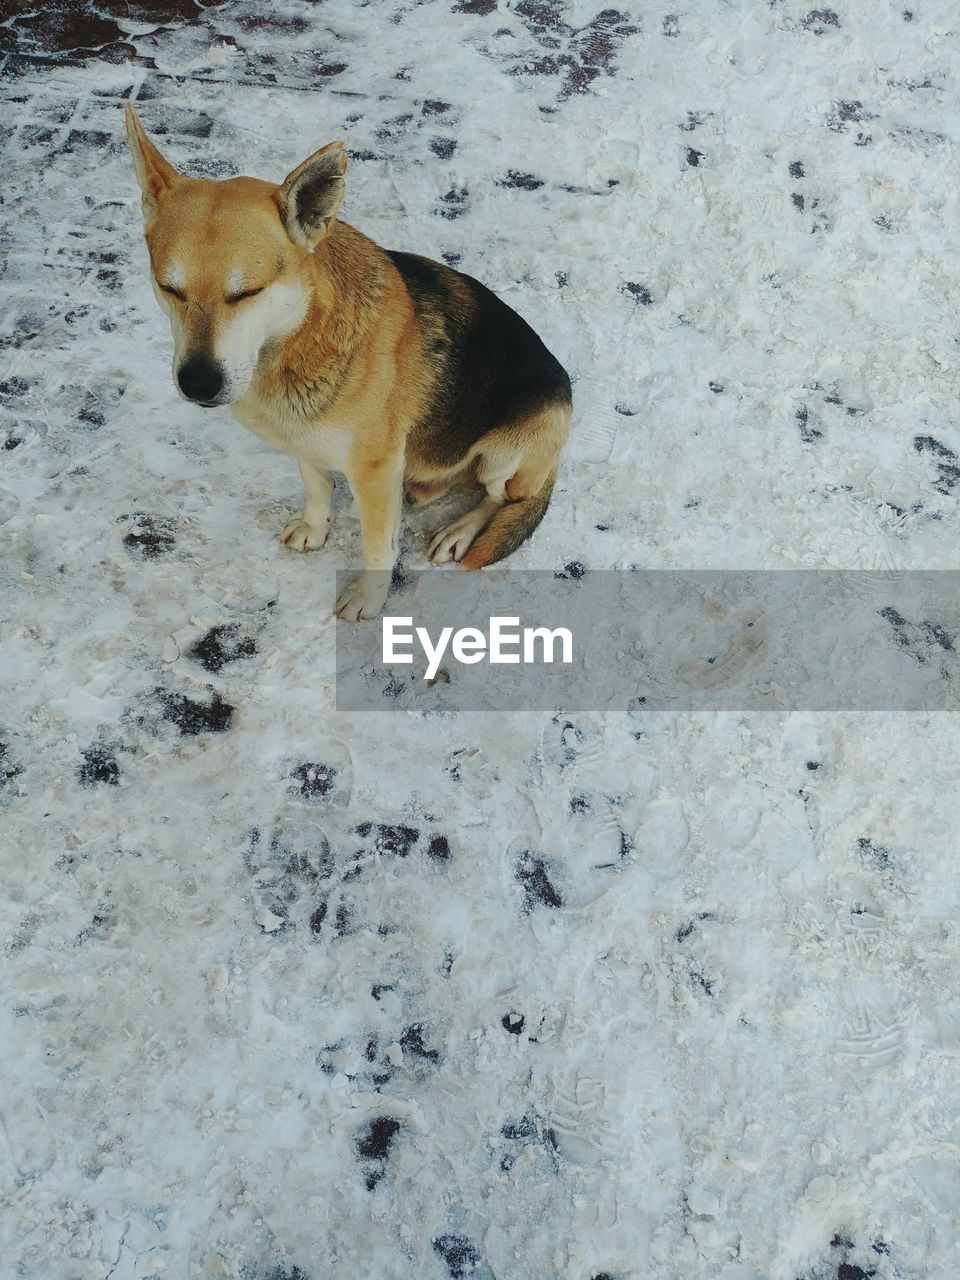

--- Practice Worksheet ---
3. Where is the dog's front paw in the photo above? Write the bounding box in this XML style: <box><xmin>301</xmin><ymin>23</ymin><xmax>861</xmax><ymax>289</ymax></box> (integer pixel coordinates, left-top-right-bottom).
<box><xmin>334</xmin><ymin>572</ymin><xmax>390</xmax><ymax>622</ymax></box>
<box><xmin>280</xmin><ymin>513</ymin><xmax>331</xmax><ymax>552</ymax></box>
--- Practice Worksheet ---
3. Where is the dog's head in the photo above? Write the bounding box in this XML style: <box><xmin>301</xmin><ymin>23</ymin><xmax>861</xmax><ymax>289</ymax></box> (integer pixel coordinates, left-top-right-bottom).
<box><xmin>124</xmin><ymin>106</ymin><xmax>348</xmax><ymax>407</ymax></box>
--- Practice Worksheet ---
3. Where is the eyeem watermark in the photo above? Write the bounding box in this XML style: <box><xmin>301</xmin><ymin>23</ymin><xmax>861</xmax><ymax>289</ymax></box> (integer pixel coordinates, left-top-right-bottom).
<box><xmin>336</xmin><ymin>569</ymin><xmax>960</xmax><ymax>711</ymax></box>
<box><xmin>383</xmin><ymin>615</ymin><xmax>573</xmax><ymax>681</ymax></box>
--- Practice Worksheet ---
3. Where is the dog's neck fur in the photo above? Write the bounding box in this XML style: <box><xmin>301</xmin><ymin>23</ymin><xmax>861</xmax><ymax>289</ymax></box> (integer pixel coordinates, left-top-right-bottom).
<box><xmin>252</xmin><ymin>222</ymin><xmax>387</xmax><ymax>421</ymax></box>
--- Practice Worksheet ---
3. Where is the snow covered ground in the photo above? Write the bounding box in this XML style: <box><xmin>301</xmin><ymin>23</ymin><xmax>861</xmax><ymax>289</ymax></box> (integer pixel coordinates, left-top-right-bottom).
<box><xmin>3</xmin><ymin>1</ymin><xmax>960</xmax><ymax>1276</ymax></box>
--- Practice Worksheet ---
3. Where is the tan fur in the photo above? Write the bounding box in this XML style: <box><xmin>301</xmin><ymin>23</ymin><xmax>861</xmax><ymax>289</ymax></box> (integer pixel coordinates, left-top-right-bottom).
<box><xmin>460</xmin><ymin>467</ymin><xmax>558</xmax><ymax>570</ymax></box>
<box><xmin>125</xmin><ymin>106</ymin><xmax>571</xmax><ymax>619</ymax></box>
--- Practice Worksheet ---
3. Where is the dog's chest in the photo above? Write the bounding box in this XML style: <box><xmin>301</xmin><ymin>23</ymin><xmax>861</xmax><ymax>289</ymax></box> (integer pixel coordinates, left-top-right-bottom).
<box><xmin>231</xmin><ymin>395</ymin><xmax>353</xmax><ymax>472</ymax></box>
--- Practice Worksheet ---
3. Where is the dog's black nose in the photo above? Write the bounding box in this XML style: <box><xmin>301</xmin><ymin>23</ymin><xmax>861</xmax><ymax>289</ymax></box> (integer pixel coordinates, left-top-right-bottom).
<box><xmin>177</xmin><ymin>359</ymin><xmax>224</xmax><ymax>405</ymax></box>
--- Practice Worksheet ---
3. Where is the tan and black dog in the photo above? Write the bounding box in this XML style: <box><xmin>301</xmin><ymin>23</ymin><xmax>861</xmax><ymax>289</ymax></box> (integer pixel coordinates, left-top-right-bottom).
<box><xmin>125</xmin><ymin>107</ymin><xmax>572</xmax><ymax>619</ymax></box>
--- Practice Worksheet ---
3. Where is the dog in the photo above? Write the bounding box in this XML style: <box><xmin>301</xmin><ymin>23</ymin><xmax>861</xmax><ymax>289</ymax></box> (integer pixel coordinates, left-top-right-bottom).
<box><xmin>124</xmin><ymin>107</ymin><xmax>572</xmax><ymax>620</ymax></box>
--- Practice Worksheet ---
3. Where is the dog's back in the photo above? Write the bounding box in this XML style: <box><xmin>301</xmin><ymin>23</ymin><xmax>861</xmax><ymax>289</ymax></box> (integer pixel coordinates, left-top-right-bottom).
<box><xmin>386</xmin><ymin>249</ymin><xmax>571</xmax><ymax>467</ymax></box>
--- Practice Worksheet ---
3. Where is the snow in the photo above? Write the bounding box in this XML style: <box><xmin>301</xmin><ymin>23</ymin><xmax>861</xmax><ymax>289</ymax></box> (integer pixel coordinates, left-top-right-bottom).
<box><xmin>2</xmin><ymin>1</ymin><xmax>960</xmax><ymax>1277</ymax></box>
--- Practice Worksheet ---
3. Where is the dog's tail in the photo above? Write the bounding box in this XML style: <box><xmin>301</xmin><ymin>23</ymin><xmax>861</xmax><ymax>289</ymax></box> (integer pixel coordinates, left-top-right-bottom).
<box><xmin>461</xmin><ymin>467</ymin><xmax>558</xmax><ymax>570</ymax></box>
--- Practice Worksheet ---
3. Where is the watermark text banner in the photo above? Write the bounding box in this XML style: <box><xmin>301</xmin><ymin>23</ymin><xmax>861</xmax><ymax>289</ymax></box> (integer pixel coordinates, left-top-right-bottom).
<box><xmin>335</xmin><ymin>570</ymin><xmax>960</xmax><ymax>711</ymax></box>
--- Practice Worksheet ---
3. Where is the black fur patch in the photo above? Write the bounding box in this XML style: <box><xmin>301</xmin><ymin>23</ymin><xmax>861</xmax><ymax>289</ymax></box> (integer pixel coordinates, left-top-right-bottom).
<box><xmin>386</xmin><ymin>249</ymin><xmax>571</xmax><ymax>467</ymax></box>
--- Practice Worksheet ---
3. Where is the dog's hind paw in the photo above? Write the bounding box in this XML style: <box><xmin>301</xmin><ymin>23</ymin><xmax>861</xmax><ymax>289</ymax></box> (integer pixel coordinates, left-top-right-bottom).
<box><xmin>428</xmin><ymin>511</ymin><xmax>486</xmax><ymax>564</ymax></box>
<box><xmin>280</xmin><ymin>514</ymin><xmax>330</xmax><ymax>552</ymax></box>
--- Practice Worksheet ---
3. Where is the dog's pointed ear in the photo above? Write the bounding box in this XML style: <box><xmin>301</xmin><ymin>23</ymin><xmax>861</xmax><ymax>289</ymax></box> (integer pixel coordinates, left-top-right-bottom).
<box><xmin>278</xmin><ymin>141</ymin><xmax>348</xmax><ymax>250</ymax></box>
<box><xmin>125</xmin><ymin>105</ymin><xmax>181</xmax><ymax>223</ymax></box>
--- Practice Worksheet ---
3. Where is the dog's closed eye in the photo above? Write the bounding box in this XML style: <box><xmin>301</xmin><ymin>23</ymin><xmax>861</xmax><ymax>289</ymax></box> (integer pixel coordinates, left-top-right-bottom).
<box><xmin>158</xmin><ymin>281</ymin><xmax>186</xmax><ymax>301</ymax></box>
<box><xmin>226</xmin><ymin>286</ymin><xmax>265</xmax><ymax>304</ymax></box>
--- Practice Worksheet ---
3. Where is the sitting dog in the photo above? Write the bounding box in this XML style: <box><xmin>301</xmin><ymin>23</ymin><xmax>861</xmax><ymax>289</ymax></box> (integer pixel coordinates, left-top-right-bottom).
<box><xmin>124</xmin><ymin>107</ymin><xmax>572</xmax><ymax>619</ymax></box>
